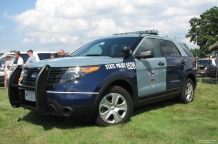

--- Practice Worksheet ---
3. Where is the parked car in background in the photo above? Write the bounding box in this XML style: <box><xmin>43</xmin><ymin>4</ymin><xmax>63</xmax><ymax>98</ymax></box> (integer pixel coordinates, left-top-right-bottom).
<box><xmin>0</xmin><ymin>58</ymin><xmax>4</xmax><ymax>71</ymax></box>
<box><xmin>0</xmin><ymin>53</ymin><xmax>14</xmax><ymax>61</ymax></box>
<box><xmin>0</xmin><ymin>51</ymin><xmax>58</xmax><ymax>68</ymax></box>
<box><xmin>20</xmin><ymin>51</ymin><xmax>59</xmax><ymax>63</ymax></box>
<box><xmin>0</xmin><ymin>56</ymin><xmax>5</xmax><ymax>86</ymax></box>
<box><xmin>0</xmin><ymin>53</ymin><xmax>4</xmax><ymax>57</ymax></box>
<box><xmin>196</xmin><ymin>59</ymin><xmax>214</xmax><ymax>76</ymax></box>
<box><xmin>1</xmin><ymin>52</ymin><xmax>59</xmax><ymax>63</ymax></box>
<box><xmin>0</xmin><ymin>51</ymin><xmax>58</xmax><ymax>87</ymax></box>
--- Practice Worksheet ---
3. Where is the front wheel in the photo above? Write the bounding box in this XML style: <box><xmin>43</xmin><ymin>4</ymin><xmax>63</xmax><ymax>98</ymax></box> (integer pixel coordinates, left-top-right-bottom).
<box><xmin>179</xmin><ymin>78</ymin><xmax>194</xmax><ymax>104</ymax></box>
<box><xmin>94</xmin><ymin>86</ymin><xmax>133</xmax><ymax>126</ymax></box>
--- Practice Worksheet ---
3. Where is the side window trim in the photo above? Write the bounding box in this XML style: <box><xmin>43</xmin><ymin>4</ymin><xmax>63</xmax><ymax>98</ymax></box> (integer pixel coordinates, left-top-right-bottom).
<box><xmin>179</xmin><ymin>43</ymin><xmax>193</xmax><ymax>57</ymax></box>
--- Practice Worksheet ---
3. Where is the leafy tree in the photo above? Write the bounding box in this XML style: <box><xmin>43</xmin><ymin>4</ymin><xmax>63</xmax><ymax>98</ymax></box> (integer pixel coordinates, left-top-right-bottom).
<box><xmin>190</xmin><ymin>48</ymin><xmax>200</xmax><ymax>57</ymax></box>
<box><xmin>186</xmin><ymin>6</ymin><xmax>218</xmax><ymax>58</ymax></box>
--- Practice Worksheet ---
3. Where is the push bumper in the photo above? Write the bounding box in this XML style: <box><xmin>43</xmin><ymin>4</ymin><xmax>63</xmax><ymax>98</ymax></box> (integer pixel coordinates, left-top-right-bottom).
<box><xmin>8</xmin><ymin>65</ymin><xmax>50</xmax><ymax>114</ymax></box>
<box><xmin>8</xmin><ymin>65</ymin><xmax>96</xmax><ymax>118</ymax></box>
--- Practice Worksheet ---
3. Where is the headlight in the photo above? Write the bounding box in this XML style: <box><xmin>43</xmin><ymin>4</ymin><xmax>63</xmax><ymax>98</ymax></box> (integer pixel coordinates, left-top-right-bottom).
<box><xmin>59</xmin><ymin>66</ymin><xmax>100</xmax><ymax>83</ymax></box>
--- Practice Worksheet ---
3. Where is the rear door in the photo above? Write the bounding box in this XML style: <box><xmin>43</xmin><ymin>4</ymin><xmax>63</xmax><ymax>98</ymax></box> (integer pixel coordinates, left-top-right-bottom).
<box><xmin>134</xmin><ymin>38</ymin><xmax>167</xmax><ymax>97</ymax></box>
<box><xmin>158</xmin><ymin>39</ymin><xmax>183</xmax><ymax>91</ymax></box>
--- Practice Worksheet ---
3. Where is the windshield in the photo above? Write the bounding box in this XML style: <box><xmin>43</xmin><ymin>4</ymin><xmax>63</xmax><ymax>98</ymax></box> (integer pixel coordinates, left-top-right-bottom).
<box><xmin>197</xmin><ymin>60</ymin><xmax>213</xmax><ymax>67</ymax></box>
<box><xmin>72</xmin><ymin>37</ymin><xmax>142</xmax><ymax>57</ymax></box>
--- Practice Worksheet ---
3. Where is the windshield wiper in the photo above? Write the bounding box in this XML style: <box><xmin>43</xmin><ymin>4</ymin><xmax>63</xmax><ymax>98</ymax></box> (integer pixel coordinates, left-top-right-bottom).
<box><xmin>86</xmin><ymin>54</ymin><xmax>101</xmax><ymax>56</ymax></box>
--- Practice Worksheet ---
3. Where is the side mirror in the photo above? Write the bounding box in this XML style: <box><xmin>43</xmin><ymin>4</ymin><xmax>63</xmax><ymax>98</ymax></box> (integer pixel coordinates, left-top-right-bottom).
<box><xmin>135</xmin><ymin>50</ymin><xmax>154</xmax><ymax>59</ymax></box>
<box><xmin>122</xmin><ymin>45</ymin><xmax>131</xmax><ymax>54</ymax></box>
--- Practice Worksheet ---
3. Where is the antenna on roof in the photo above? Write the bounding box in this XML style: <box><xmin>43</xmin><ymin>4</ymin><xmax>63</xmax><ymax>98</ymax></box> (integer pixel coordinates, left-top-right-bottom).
<box><xmin>112</xmin><ymin>30</ymin><xmax>159</xmax><ymax>36</ymax></box>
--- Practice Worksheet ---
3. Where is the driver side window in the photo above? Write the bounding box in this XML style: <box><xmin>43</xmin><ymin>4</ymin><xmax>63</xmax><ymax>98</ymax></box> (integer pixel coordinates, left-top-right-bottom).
<box><xmin>135</xmin><ymin>38</ymin><xmax>161</xmax><ymax>57</ymax></box>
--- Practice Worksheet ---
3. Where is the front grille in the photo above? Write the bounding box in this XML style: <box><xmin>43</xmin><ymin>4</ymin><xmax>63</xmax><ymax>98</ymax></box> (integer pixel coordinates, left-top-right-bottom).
<box><xmin>21</xmin><ymin>67</ymin><xmax>68</xmax><ymax>90</ymax></box>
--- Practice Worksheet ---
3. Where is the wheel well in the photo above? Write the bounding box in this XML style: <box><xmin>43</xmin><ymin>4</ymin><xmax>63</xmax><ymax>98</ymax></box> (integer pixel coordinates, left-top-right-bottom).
<box><xmin>186</xmin><ymin>74</ymin><xmax>197</xmax><ymax>89</ymax></box>
<box><xmin>108</xmin><ymin>80</ymin><xmax>134</xmax><ymax>99</ymax></box>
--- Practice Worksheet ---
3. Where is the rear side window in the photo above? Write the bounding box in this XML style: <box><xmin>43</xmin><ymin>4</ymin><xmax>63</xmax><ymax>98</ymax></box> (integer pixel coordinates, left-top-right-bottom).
<box><xmin>38</xmin><ymin>53</ymin><xmax>58</xmax><ymax>60</ymax></box>
<box><xmin>20</xmin><ymin>54</ymin><xmax>29</xmax><ymax>63</ymax></box>
<box><xmin>179</xmin><ymin>43</ymin><xmax>193</xmax><ymax>57</ymax></box>
<box><xmin>158</xmin><ymin>40</ymin><xmax>181</xmax><ymax>57</ymax></box>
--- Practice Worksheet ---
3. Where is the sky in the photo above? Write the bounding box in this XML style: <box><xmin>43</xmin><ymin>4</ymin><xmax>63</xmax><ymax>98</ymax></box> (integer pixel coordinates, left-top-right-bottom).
<box><xmin>0</xmin><ymin>0</ymin><xmax>217</xmax><ymax>53</ymax></box>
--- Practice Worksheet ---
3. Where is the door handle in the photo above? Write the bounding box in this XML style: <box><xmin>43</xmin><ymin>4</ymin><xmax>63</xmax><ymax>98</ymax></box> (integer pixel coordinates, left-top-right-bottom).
<box><xmin>181</xmin><ymin>60</ymin><xmax>186</xmax><ymax>65</ymax></box>
<box><xmin>158</xmin><ymin>61</ymin><xmax>165</xmax><ymax>66</ymax></box>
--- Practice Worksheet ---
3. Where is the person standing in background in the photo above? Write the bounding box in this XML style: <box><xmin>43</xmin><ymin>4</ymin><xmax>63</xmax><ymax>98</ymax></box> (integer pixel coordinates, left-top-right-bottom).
<box><xmin>3</xmin><ymin>56</ymin><xmax>12</xmax><ymax>88</ymax></box>
<box><xmin>25</xmin><ymin>50</ymin><xmax>36</xmax><ymax>67</ymax></box>
<box><xmin>4</xmin><ymin>65</ymin><xmax>12</xmax><ymax>88</ymax></box>
<box><xmin>14</xmin><ymin>51</ymin><xmax>24</xmax><ymax>66</ymax></box>
<box><xmin>59</xmin><ymin>49</ymin><xmax>66</xmax><ymax>57</ymax></box>
<box><xmin>14</xmin><ymin>51</ymin><xmax>24</xmax><ymax>84</ymax></box>
<box><xmin>4</xmin><ymin>56</ymin><xmax>12</xmax><ymax>71</ymax></box>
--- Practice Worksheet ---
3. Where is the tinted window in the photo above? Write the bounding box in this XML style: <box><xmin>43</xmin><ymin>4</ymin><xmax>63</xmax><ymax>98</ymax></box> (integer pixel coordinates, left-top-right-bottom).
<box><xmin>73</xmin><ymin>37</ymin><xmax>142</xmax><ymax>57</ymax></box>
<box><xmin>20</xmin><ymin>54</ymin><xmax>29</xmax><ymax>63</ymax></box>
<box><xmin>13</xmin><ymin>58</ymin><xmax>18</xmax><ymax>64</ymax></box>
<box><xmin>158</xmin><ymin>40</ymin><xmax>181</xmax><ymax>57</ymax></box>
<box><xmin>135</xmin><ymin>38</ymin><xmax>161</xmax><ymax>57</ymax></box>
<box><xmin>38</xmin><ymin>53</ymin><xmax>58</xmax><ymax>60</ymax></box>
<box><xmin>179</xmin><ymin>43</ymin><xmax>193</xmax><ymax>57</ymax></box>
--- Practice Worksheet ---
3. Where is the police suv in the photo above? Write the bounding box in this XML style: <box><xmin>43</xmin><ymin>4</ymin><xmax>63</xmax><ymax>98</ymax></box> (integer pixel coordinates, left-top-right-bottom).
<box><xmin>8</xmin><ymin>30</ymin><xmax>197</xmax><ymax>126</ymax></box>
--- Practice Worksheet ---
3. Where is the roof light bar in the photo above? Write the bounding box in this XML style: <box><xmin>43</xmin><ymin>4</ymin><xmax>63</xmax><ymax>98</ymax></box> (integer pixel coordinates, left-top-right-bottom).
<box><xmin>112</xmin><ymin>30</ymin><xmax>159</xmax><ymax>36</ymax></box>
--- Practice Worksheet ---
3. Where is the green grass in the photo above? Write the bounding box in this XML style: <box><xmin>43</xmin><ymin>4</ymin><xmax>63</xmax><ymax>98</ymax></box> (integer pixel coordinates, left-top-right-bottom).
<box><xmin>0</xmin><ymin>81</ymin><xmax>218</xmax><ymax>144</ymax></box>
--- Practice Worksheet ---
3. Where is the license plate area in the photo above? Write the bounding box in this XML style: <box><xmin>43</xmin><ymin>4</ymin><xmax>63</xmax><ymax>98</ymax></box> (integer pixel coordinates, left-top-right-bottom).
<box><xmin>25</xmin><ymin>90</ymin><xmax>35</xmax><ymax>102</ymax></box>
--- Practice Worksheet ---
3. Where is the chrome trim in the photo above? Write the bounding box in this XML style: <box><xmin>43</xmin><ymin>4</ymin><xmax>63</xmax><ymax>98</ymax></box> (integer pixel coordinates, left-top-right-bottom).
<box><xmin>46</xmin><ymin>91</ymin><xmax>99</xmax><ymax>95</ymax></box>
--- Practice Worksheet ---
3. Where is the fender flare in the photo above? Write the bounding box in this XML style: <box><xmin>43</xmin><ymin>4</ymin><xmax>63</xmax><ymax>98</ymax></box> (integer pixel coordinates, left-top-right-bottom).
<box><xmin>183</xmin><ymin>71</ymin><xmax>197</xmax><ymax>89</ymax></box>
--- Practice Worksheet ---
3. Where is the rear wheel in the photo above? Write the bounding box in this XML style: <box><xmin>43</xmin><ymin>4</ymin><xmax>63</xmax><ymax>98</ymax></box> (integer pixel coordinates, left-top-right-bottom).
<box><xmin>179</xmin><ymin>78</ymin><xmax>194</xmax><ymax>103</ymax></box>
<box><xmin>94</xmin><ymin>86</ymin><xmax>133</xmax><ymax>126</ymax></box>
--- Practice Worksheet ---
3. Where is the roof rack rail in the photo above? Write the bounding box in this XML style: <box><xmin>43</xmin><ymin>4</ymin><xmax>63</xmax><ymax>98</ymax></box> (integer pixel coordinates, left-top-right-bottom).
<box><xmin>112</xmin><ymin>30</ymin><xmax>159</xmax><ymax>36</ymax></box>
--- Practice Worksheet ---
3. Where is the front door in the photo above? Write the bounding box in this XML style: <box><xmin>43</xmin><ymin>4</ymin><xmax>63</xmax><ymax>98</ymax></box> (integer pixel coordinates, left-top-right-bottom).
<box><xmin>134</xmin><ymin>38</ymin><xmax>167</xmax><ymax>97</ymax></box>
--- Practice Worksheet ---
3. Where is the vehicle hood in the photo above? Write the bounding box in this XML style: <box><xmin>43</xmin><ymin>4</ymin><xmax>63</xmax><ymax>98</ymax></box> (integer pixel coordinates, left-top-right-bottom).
<box><xmin>28</xmin><ymin>56</ymin><xmax>124</xmax><ymax>68</ymax></box>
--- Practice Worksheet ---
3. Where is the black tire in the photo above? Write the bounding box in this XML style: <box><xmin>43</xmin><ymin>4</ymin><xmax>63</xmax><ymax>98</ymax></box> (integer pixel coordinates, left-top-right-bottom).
<box><xmin>179</xmin><ymin>78</ymin><xmax>194</xmax><ymax>104</ymax></box>
<box><xmin>94</xmin><ymin>86</ymin><xmax>133</xmax><ymax>126</ymax></box>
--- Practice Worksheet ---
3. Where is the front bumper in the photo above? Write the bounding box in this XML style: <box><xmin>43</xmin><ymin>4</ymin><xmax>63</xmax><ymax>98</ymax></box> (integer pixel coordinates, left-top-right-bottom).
<box><xmin>197</xmin><ymin>69</ymin><xmax>206</xmax><ymax>77</ymax></box>
<box><xmin>8</xmin><ymin>65</ymin><xmax>97</xmax><ymax>118</ymax></box>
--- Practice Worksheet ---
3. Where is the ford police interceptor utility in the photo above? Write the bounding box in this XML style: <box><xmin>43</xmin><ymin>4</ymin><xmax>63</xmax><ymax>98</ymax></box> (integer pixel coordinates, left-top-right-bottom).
<box><xmin>8</xmin><ymin>30</ymin><xmax>197</xmax><ymax>126</ymax></box>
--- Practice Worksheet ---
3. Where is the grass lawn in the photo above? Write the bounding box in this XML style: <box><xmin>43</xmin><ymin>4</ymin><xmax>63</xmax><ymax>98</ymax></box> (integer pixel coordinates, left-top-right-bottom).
<box><xmin>0</xmin><ymin>80</ymin><xmax>217</xmax><ymax>144</ymax></box>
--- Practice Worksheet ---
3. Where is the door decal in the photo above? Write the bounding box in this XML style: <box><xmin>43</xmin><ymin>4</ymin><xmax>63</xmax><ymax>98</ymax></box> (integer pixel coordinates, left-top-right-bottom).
<box><xmin>148</xmin><ymin>69</ymin><xmax>158</xmax><ymax>87</ymax></box>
